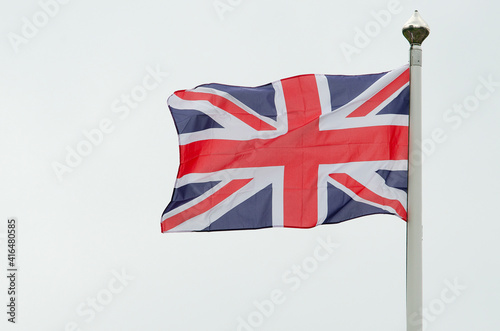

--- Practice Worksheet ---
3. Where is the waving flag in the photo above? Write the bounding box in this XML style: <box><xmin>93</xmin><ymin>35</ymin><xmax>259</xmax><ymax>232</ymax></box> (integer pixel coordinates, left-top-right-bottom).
<box><xmin>161</xmin><ymin>65</ymin><xmax>409</xmax><ymax>233</ymax></box>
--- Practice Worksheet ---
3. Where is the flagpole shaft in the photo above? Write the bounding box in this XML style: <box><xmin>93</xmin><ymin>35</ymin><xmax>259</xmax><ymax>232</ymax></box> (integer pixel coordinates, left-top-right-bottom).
<box><xmin>402</xmin><ymin>10</ymin><xmax>429</xmax><ymax>331</ymax></box>
<box><xmin>407</xmin><ymin>44</ymin><xmax>423</xmax><ymax>331</ymax></box>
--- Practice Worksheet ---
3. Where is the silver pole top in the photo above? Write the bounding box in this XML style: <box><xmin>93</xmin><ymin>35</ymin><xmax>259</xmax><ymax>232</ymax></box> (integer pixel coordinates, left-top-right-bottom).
<box><xmin>402</xmin><ymin>10</ymin><xmax>430</xmax><ymax>45</ymax></box>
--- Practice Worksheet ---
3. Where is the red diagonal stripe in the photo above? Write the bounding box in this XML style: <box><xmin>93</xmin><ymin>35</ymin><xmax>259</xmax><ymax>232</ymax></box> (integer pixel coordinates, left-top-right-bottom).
<box><xmin>161</xmin><ymin>178</ymin><xmax>252</xmax><ymax>232</ymax></box>
<box><xmin>347</xmin><ymin>68</ymin><xmax>409</xmax><ymax>118</ymax></box>
<box><xmin>175</xmin><ymin>90</ymin><xmax>276</xmax><ymax>131</ymax></box>
<box><xmin>329</xmin><ymin>173</ymin><xmax>407</xmax><ymax>220</ymax></box>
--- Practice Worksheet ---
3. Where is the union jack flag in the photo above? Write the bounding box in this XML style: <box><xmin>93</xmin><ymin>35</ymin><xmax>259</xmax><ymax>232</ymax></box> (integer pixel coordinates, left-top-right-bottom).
<box><xmin>161</xmin><ymin>65</ymin><xmax>409</xmax><ymax>232</ymax></box>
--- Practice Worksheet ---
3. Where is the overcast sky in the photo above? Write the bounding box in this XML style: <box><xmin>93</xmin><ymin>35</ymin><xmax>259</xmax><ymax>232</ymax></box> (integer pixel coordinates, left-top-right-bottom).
<box><xmin>1</xmin><ymin>1</ymin><xmax>499</xmax><ymax>330</ymax></box>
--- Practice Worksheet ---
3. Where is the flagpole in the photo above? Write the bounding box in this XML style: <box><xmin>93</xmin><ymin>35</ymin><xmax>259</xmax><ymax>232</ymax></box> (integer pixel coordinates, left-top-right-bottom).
<box><xmin>402</xmin><ymin>10</ymin><xmax>430</xmax><ymax>331</ymax></box>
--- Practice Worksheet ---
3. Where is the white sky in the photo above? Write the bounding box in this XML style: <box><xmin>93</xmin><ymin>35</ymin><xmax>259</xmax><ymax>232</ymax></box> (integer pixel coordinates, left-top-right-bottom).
<box><xmin>1</xmin><ymin>1</ymin><xmax>499</xmax><ymax>330</ymax></box>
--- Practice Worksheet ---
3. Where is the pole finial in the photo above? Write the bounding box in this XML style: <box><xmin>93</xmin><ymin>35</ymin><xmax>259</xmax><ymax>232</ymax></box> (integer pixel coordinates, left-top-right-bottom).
<box><xmin>402</xmin><ymin>10</ymin><xmax>430</xmax><ymax>45</ymax></box>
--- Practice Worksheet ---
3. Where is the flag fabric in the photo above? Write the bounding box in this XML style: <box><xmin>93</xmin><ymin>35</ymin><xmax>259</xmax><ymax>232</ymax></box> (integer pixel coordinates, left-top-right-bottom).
<box><xmin>161</xmin><ymin>65</ymin><xmax>410</xmax><ymax>233</ymax></box>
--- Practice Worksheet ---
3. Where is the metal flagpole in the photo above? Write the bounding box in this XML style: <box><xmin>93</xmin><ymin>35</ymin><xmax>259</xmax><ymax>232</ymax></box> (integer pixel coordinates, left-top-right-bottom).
<box><xmin>402</xmin><ymin>10</ymin><xmax>430</xmax><ymax>331</ymax></box>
